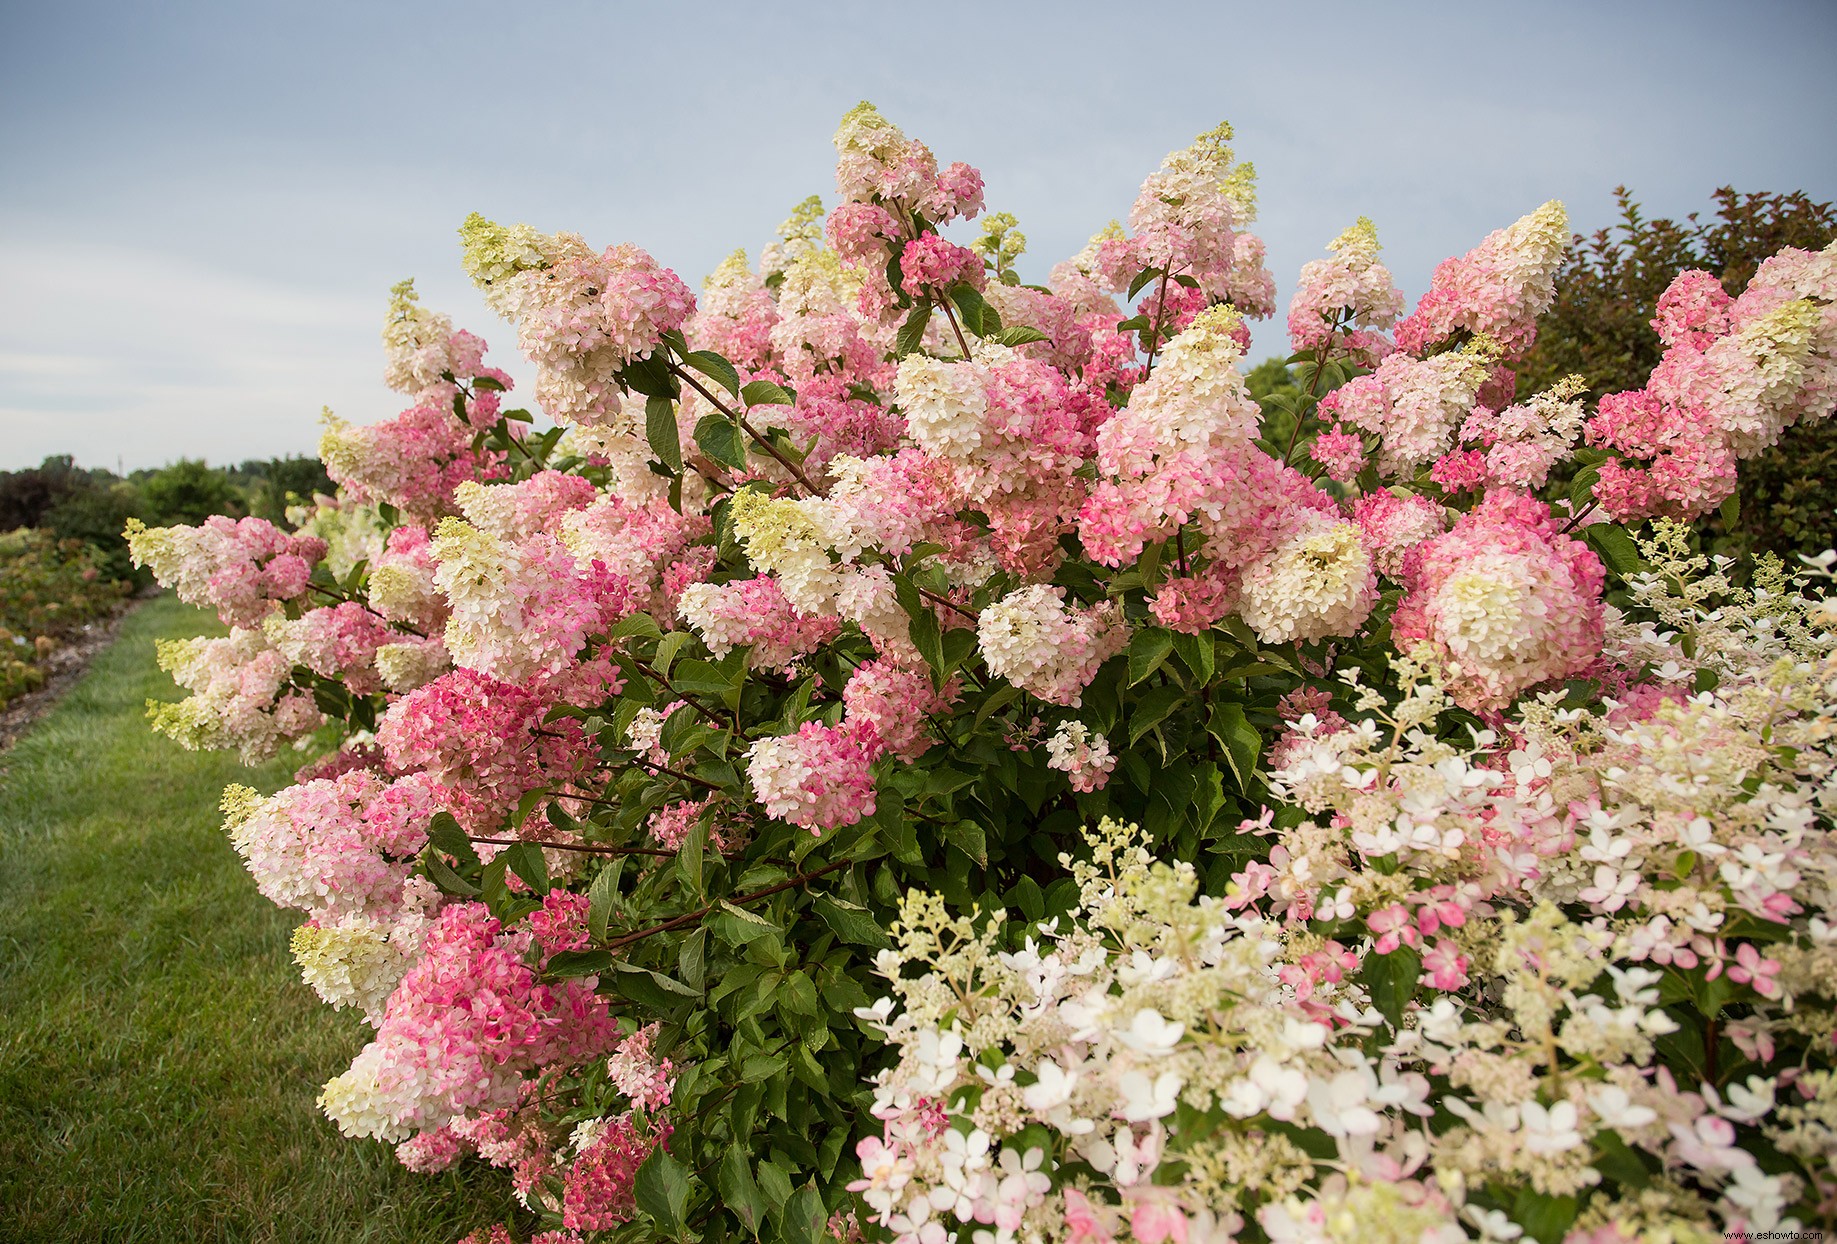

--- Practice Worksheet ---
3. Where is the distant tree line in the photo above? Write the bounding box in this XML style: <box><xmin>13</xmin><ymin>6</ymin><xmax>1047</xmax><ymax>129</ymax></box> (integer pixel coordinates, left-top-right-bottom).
<box><xmin>0</xmin><ymin>455</ymin><xmax>332</xmax><ymax>581</ymax></box>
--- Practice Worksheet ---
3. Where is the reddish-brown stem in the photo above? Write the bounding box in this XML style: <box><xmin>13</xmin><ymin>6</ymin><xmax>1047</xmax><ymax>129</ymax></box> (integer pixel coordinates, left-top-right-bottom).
<box><xmin>1561</xmin><ymin>501</ymin><xmax>1599</xmax><ymax>534</ymax></box>
<box><xmin>630</xmin><ymin>754</ymin><xmax>725</xmax><ymax>793</ymax></box>
<box><xmin>937</xmin><ymin>293</ymin><xmax>975</xmax><ymax>358</ymax></box>
<box><xmin>601</xmin><ymin>857</ymin><xmax>853</xmax><ymax>951</ymax></box>
<box><xmin>468</xmin><ymin>835</ymin><xmax>673</xmax><ymax>858</ymax></box>
<box><xmin>627</xmin><ymin>656</ymin><xmax>738</xmax><ymax>731</ymax></box>
<box><xmin>1283</xmin><ymin>330</ymin><xmax>1339</xmax><ymax>467</ymax></box>
<box><xmin>915</xmin><ymin>583</ymin><xmax>978</xmax><ymax>622</ymax></box>
<box><xmin>667</xmin><ymin>361</ymin><xmax>822</xmax><ymax>496</ymax></box>
<box><xmin>1142</xmin><ymin>269</ymin><xmax>1173</xmax><ymax>374</ymax></box>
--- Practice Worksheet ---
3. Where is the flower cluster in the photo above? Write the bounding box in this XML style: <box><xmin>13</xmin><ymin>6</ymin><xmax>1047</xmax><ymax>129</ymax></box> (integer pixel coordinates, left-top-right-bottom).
<box><xmin>126</xmin><ymin>515</ymin><xmax>325</xmax><ymax>629</ymax></box>
<box><xmin>1588</xmin><ymin>248</ymin><xmax>1837</xmax><ymax>521</ymax></box>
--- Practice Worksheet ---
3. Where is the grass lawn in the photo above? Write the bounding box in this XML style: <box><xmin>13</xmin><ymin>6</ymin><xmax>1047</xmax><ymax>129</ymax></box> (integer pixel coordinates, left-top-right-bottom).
<box><xmin>0</xmin><ymin>594</ymin><xmax>520</xmax><ymax>1243</ymax></box>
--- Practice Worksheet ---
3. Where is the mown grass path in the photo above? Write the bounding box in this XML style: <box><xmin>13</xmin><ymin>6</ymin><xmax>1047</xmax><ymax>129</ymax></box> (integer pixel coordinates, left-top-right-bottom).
<box><xmin>0</xmin><ymin>595</ymin><xmax>517</xmax><ymax>1243</ymax></box>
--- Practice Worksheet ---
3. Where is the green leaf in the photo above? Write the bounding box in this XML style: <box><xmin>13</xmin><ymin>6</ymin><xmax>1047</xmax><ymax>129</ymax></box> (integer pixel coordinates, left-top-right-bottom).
<box><xmin>646</xmin><ymin>396</ymin><xmax>682</xmax><ymax>473</ymax></box>
<box><xmin>779</xmin><ymin>1186</ymin><xmax>827</xmax><ymax>1244</ymax></box>
<box><xmin>587</xmin><ymin>859</ymin><xmax>624</xmax><ymax>943</ymax></box>
<box><xmin>695</xmin><ymin>413</ymin><xmax>749</xmax><ymax>471</ymax></box>
<box><xmin>679</xmin><ymin>811</ymin><xmax>710</xmax><ymax>898</ymax></box>
<box><xmin>710</xmin><ymin>901</ymin><xmax>781</xmax><ymax>948</ymax></box>
<box><xmin>1128</xmin><ymin>627</ymin><xmax>1176</xmax><ymax>686</ymax></box>
<box><xmin>909</xmin><ymin>604</ymin><xmax>944</xmax><ymax>680</ymax></box>
<box><xmin>1719</xmin><ymin>489</ymin><xmax>1740</xmax><ymax>528</ymax></box>
<box><xmin>505</xmin><ymin>786</ymin><xmax>550</xmax><ymax>836</ymax></box>
<box><xmin>612</xmin><ymin>962</ymin><xmax>702</xmax><ymax>1009</ymax></box>
<box><xmin>1590</xmin><ymin>1129</ymin><xmax>1652</xmax><ymax>1190</ymax></box>
<box><xmin>619</xmin><ymin>353</ymin><xmax>676</xmax><ymax>399</ymax></box>
<box><xmin>950</xmin><ymin>284</ymin><xmax>991</xmax><ymax>337</ymax></box>
<box><xmin>755</xmin><ymin>1160</ymin><xmax>794</xmax><ymax>1212</ymax></box>
<box><xmin>422</xmin><ymin>848</ymin><xmax>480</xmax><ymax>896</ymax></box>
<box><xmin>776</xmin><ymin>970</ymin><xmax>819</xmax><ymax>1017</ymax></box>
<box><xmin>896</xmin><ymin>301</ymin><xmax>933</xmax><ymax>356</ymax></box>
<box><xmin>741</xmin><ymin>379</ymin><xmax>795</xmax><ymax>407</ymax></box>
<box><xmin>426</xmin><ymin>812</ymin><xmax>478</xmax><ymax>866</ymax></box>
<box><xmin>471</xmin><ymin>375</ymin><xmax>506</xmax><ymax>392</ymax></box>
<box><xmin>611</xmin><ymin>613</ymin><xmax>664</xmax><ymax>642</ymax></box>
<box><xmin>678</xmin><ymin>927</ymin><xmax>706</xmax><ymax>992</ymax></box>
<box><xmin>501</xmin><ymin>841</ymin><xmax>550</xmax><ymax>896</ymax></box>
<box><xmin>1363</xmin><ymin>945</ymin><xmax>1421</xmax><ymax>1031</ymax></box>
<box><xmin>942</xmin><ymin>819</ymin><xmax>987</xmax><ymax>868</ymax></box>
<box><xmin>991</xmin><ymin>325</ymin><xmax>1050</xmax><ymax>347</ymax></box>
<box><xmin>1128</xmin><ymin>684</ymin><xmax>1186</xmax><ymax>746</ymax></box>
<box><xmin>683</xmin><ymin>349</ymin><xmax>742</xmax><ymax>396</ymax></box>
<box><xmin>719</xmin><ymin>1146</ymin><xmax>770</xmax><ymax>1237</ymax></box>
<box><xmin>635</xmin><ymin>1148</ymin><xmax>691</xmax><ymax>1236</ymax></box>
<box><xmin>1207</xmin><ymin>702</ymin><xmax>1262</xmax><ymax>791</ymax></box>
<box><xmin>1127</xmin><ymin>267</ymin><xmax>1163</xmax><ymax>300</ymax></box>
<box><xmin>1568</xmin><ymin>463</ymin><xmax>1600</xmax><ymax>510</ymax></box>
<box><xmin>1512</xmin><ymin>1187</ymin><xmax>1579</xmax><ymax>1244</ymax></box>
<box><xmin>653</xmin><ymin>631</ymin><xmax>694</xmax><ymax>680</ymax></box>
<box><xmin>813</xmin><ymin>894</ymin><xmax>890</xmax><ymax>948</ymax></box>
<box><xmin>544</xmin><ymin>949</ymin><xmax>613</xmax><ymax>979</ymax></box>
<box><xmin>1583</xmin><ymin>524</ymin><xmax>1642</xmax><ymax>577</ymax></box>
<box><xmin>1172</xmin><ymin>631</ymin><xmax>1214</xmax><ymax>685</ymax></box>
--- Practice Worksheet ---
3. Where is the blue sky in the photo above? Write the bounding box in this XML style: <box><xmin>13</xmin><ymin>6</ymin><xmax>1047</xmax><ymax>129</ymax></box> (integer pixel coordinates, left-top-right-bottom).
<box><xmin>3</xmin><ymin>0</ymin><xmax>1834</xmax><ymax>470</ymax></box>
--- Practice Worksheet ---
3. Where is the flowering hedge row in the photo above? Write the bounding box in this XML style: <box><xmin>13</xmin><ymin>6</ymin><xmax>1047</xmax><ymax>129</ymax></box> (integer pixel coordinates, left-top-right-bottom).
<box><xmin>0</xmin><ymin>529</ymin><xmax>130</xmax><ymax>705</ymax></box>
<box><xmin>132</xmin><ymin>105</ymin><xmax>1837</xmax><ymax>1244</ymax></box>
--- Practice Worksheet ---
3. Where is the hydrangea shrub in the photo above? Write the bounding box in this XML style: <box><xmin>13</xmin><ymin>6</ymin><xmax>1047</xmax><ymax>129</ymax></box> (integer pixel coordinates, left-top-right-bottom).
<box><xmin>132</xmin><ymin>105</ymin><xmax>1837</xmax><ymax>1244</ymax></box>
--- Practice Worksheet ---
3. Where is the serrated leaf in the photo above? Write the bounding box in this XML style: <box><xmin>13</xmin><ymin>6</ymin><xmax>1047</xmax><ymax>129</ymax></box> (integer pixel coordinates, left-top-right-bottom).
<box><xmin>680</xmin><ymin>810</ymin><xmax>710</xmax><ymax>898</ymax></box>
<box><xmin>991</xmin><ymin>325</ymin><xmax>1049</xmax><ymax>347</ymax></box>
<box><xmin>426</xmin><ymin>812</ymin><xmax>477</xmax><ymax>866</ymax></box>
<box><xmin>653</xmin><ymin>631</ymin><xmax>693</xmax><ymax>679</ymax></box>
<box><xmin>1172</xmin><ymin>631</ymin><xmax>1214</xmax><ymax>684</ymax></box>
<box><xmin>910</xmin><ymin>604</ymin><xmax>944</xmax><ymax>680</ymax></box>
<box><xmin>1127</xmin><ymin>267</ymin><xmax>1163</xmax><ymax>300</ymax></box>
<box><xmin>423</xmin><ymin>848</ymin><xmax>480</xmax><ymax>896</ymax></box>
<box><xmin>1363</xmin><ymin>944</ymin><xmax>1421</xmax><ymax>1031</ymax></box>
<box><xmin>505</xmin><ymin>786</ymin><xmax>549</xmax><ymax>835</ymax></box>
<box><xmin>942</xmin><ymin>819</ymin><xmax>987</xmax><ymax>868</ymax></box>
<box><xmin>612</xmin><ymin>962</ymin><xmax>702</xmax><ymax>1008</ymax></box>
<box><xmin>775</xmin><ymin>969</ymin><xmax>819</xmax><ymax>1017</ymax></box>
<box><xmin>611</xmin><ymin>613</ymin><xmax>664</xmax><ymax>641</ymax></box>
<box><xmin>1583</xmin><ymin>524</ymin><xmax>1642</xmax><ymax>577</ymax></box>
<box><xmin>1128</xmin><ymin>627</ymin><xmax>1176</xmax><ymax>685</ymax></box>
<box><xmin>950</xmin><ymin>283</ymin><xmax>991</xmax><ymax>337</ymax></box>
<box><xmin>719</xmin><ymin>1146</ymin><xmax>769</xmax><ymax>1237</ymax></box>
<box><xmin>813</xmin><ymin>894</ymin><xmax>889</xmax><ymax>949</ymax></box>
<box><xmin>1568</xmin><ymin>462</ymin><xmax>1600</xmax><ymax>510</ymax></box>
<box><xmin>896</xmin><ymin>301</ymin><xmax>933</xmax><ymax>356</ymax></box>
<box><xmin>635</xmin><ymin>1148</ymin><xmax>691</xmax><ymax>1235</ymax></box>
<box><xmin>755</xmin><ymin>1160</ymin><xmax>793</xmax><ymax>1211</ymax></box>
<box><xmin>1207</xmin><ymin>701</ymin><xmax>1262</xmax><ymax>791</ymax></box>
<box><xmin>694</xmin><ymin>413</ymin><xmax>748</xmax><ymax>470</ymax></box>
<box><xmin>780</xmin><ymin>1186</ymin><xmax>827</xmax><ymax>1244</ymax></box>
<box><xmin>645</xmin><ymin>396</ymin><xmax>682</xmax><ymax>473</ymax></box>
<box><xmin>1128</xmin><ymin>683</ymin><xmax>1185</xmax><ymax>746</ymax></box>
<box><xmin>740</xmin><ymin>379</ymin><xmax>795</xmax><ymax>407</ymax></box>
<box><xmin>544</xmin><ymin>949</ymin><xmax>612</xmax><ymax>979</ymax></box>
<box><xmin>683</xmin><ymin>349</ymin><xmax>742</xmax><ymax>396</ymax></box>
<box><xmin>501</xmin><ymin>840</ymin><xmax>551</xmax><ymax>895</ymax></box>
<box><xmin>588</xmin><ymin>860</ymin><xmax>624</xmax><ymax>943</ymax></box>
<box><xmin>1512</xmin><ymin>1187</ymin><xmax>1578</xmax><ymax>1244</ymax></box>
